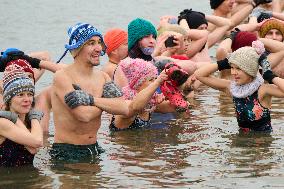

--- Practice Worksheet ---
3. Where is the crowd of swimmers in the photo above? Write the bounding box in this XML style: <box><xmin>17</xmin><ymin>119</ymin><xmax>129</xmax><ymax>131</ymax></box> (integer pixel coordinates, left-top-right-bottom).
<box><xmin>0</xmin><ymin>0</ymin><xmax>284</xmax><ymax>166</ymax></box>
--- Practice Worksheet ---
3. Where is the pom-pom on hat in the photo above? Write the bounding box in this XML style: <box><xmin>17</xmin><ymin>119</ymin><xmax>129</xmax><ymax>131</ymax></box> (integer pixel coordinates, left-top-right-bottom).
<box><xmin>3</xmin><ymin>67</ymin><xmax>35</xmax><ymax>104</ymax></box>
<box><xmin>104</xmin><ymin>28</ymin><xmax>127</xmax><ymax>55</ymax></box>
<box><xmin>228</xmin><ymin>46</ymin><xmax>261</xmax><ymax>77</ymax></box>
<box><xmin>259</xmin><ymin>19</ymin><xmax>284</xmax><ymax>41</ymax></box>
<box><xmin>128</xmin><ymin>18</ymin><xmax>157</xmax><ymax>50</ymax></box>
<box><xmin>231</xmin><ymin>31</ymin><xmax>258</xmax><ymax>52</ymax></box>
<box><xmin>210</xmin><ymin>0</ymin><xmax>225</xmax><ymax>9</ymax></box>
<box><xmin>57</xmin><ymin>23</ymin><xmax>106</xmax><ymax>63</ymax></box>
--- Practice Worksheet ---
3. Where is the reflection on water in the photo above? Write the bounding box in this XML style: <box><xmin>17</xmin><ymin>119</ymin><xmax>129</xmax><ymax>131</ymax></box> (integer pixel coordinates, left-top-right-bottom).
<box><xmin>1</xmin><ymin>86</ymin><xmax>283</xmax><ymax>188</ymax></box>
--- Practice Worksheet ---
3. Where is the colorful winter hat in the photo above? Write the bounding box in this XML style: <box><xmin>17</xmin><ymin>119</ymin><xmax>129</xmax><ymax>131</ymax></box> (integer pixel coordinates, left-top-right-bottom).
<box><xmin>259</xmin><ymin>19</ymin><xmax>284</xmax><ymax>41</ymax></box>
<box><xmin>5</xmin><ymin>59</ymin><xmax>35</xmax><ymax>82</ymax></box>
<box><xmin>3</xmin><ymin>67</ymin><xmax>35</xmax><ymax>104</ymax></box>
<box><xmin>128</xmin><ymin>18</ymin><xmax>157</xmax><ymax>50</ymax></box>
<box><xmin>57</xmin><ymin>23</ymin><xmax>106</xmax><ymax>62</ymax></box>
<box><xmin>231</xmin><ymin>31</ymin><xmax>258</xmax><ymax>52</ymax></box>
<box><xmin>104</xmin><ymin>28</ymin><xmax>127</xmax><ymax>55</ymax></box>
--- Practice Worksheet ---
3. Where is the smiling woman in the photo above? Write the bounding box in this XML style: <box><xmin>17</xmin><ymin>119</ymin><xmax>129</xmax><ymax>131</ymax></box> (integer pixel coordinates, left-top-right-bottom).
<box><xmin>0</xmin><ymin>65</ymin><xmax>43</xmax><ymax>167</ymax></box>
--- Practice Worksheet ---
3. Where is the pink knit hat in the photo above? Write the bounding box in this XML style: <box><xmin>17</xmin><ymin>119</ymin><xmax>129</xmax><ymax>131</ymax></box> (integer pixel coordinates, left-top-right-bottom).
<box><xmin>119</xmin><ymin>57</ymin><xmax>158</xmax><ymax>100</ymax></box>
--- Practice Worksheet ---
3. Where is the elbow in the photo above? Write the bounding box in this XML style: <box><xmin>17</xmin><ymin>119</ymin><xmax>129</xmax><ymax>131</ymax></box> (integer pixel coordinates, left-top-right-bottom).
<box><xmin>216</xmin><ymin>47</ymin><xmax>229</xmax><ymax>61</ymax></box>
<box><xmin>194</xmin><ymin>70</ymin><xmax>202</xmax><ymax>80</ymax></box>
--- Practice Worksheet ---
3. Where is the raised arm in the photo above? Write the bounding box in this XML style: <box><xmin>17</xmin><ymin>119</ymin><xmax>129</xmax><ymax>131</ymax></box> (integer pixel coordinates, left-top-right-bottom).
<box><xmin>216</xmin><ymin>38</ymin><xmax>233</xmax><ymax>61</ymax></box>
<box><xmin>185</xmin><ymin>29</ymin><xmax>209</xmax><ymax>58</ymax></box>
<box><xmin>130</xmin><ymin>71</ymin><xmax>167</xmax><ymax>115</ymax></box>
<box><xmin>194</xmin><ymin>61</ymin><xmax>231</xmax><ymax>93</ymax></box>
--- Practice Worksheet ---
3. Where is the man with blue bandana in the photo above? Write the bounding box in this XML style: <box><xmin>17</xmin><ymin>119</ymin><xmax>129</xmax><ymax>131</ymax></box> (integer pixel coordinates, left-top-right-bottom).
<box><xmin>50</xmin><ymin>23</ymin><xmax>129</xmax><ymax>163</ymax></box>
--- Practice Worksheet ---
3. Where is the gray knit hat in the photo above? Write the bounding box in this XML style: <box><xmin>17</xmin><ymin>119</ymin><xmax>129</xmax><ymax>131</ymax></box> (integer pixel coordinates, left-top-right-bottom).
<box><xmin>228</xmin><ymin>47</ymin><xmax>260</xmax><ymax>77</ymax></box>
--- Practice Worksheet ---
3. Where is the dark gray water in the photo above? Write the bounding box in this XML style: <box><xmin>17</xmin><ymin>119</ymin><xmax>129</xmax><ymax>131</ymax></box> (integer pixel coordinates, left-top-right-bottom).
<box><xmin>1</xmin><ymin>0</ymin><xmax>284</xmax><ymax>188</ymax></box>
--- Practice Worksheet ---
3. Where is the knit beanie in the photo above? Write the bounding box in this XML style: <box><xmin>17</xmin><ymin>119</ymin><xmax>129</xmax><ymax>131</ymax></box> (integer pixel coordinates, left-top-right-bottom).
<box><xmin>228</xmin><ymin>47</ymin><xmax>260</xmax><ymax>77</ymax></box>
<box><xmin>158</xmin><ymin>24</ymin><xmax>188</xmax><ymax>37</ymax></box>
<box><xmin>104</xmin><ymin>28</ymin><xmax>128</xmax><ymax>55</ymax></box>
<box><xmin>5</xmin><ymin>59</ymin><xmax>35</xmax><ymax>82</ymax></box>
<box><xmin>259</xmin><ymin>19</ymin><xmax>284</xmax><ymax>40</ymax></box>
<box><xmin>178</xmin><ymin>9</ymin><xmax>208</xmax><ymax>29</ymax></box>
<box><xmin>128</xmin><ymin>18</ymin><xmax>157</xmax><ymax>50</ymax></box>
<box><xmin>210</xmin><ymin>0</ymin><xmax>225</xmax><ymax>9</ymax></box>
<box><xmin>3</xmin><ymin>67</ymin><xmax>35</xmax><ymax>104</ymax></box>
<box><xmin>57</xmin><ymin>23</ymin><xmax>106</xmax><ymax>63</ymax></box>
<box><xmin>231</xmin><ymin>31</ymin><xmax>257</xmax><ymax>52</ymax></box>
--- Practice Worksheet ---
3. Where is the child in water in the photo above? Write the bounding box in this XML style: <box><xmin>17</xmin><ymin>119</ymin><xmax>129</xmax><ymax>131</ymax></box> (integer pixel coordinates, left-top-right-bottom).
<box><xmin>195</xmin><ymin>41</ymin><xmax>284</xmax><ymax>132</ymax></box>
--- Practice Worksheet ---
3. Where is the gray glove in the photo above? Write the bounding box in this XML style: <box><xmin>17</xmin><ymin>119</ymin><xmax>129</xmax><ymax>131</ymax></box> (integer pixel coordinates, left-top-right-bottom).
<box><xmin>259</xmin><ymin>54</ymin><xmax>271</xmax><ymax>74</ymax></box>
<box><xmin>0</xmin><ymin>111</ymin><xmax>18</xmax><ymax>124</ymax></box>
<box><xmin>64</xmin><ymin>84</ymin><xmax>94</xmax><ymax>109</ymax></box>
<box><xmin>28</xmin><ymin>110</ymin><xmax>44</xmax><ymax>122</ymax></box>
<box><xmin>154</xmin><ymin>59</ymin><xmax>172</xmax><ymax>73</ymax></box>
<box><xmin>102</xmin><ymin>82</ymin><xmax>123</xmax><ymax>98</ymax></box>
<box><xmin>250</xmin><ymin>7</ymin><xmax>265</xmax><ymax>18</ymax></box>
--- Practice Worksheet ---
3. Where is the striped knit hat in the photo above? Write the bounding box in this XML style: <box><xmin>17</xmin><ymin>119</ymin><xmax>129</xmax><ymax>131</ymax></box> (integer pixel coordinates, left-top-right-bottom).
<box><xmin>128</xmin><ymin>18</ymin><xmax>157</xmax><ymax>50</ymax></box>
<box><xmin>3</xmin><ymin>66</ymin><xmax>34</xmax><ymax>104</ymax></box>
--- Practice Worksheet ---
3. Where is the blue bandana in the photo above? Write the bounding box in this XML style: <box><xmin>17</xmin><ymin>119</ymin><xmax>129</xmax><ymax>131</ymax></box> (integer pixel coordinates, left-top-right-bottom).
<box><xmin>57</xmin><ymin>23</ymin><xmax>107</xmax><ymax>63</ymax></box>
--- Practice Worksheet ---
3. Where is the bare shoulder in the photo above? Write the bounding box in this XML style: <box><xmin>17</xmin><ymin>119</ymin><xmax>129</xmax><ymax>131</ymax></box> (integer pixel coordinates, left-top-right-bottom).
<box><xmin>94</xmin><ymin>68</ymin><xmax>111</xmax><ymax>82</ymax></box>
<box><xmin>0</xmin><ymin>118</ymin><xmax>13</xmax><ymax>133</ymax></box>
<box><xmin>53</xmin><ymin>68</ymin><xmax>69</xmax><ymax>83</ymax></box>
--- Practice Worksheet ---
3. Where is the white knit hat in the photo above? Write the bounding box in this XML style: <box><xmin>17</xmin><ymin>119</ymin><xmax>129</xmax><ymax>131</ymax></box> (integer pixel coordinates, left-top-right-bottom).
<box><xmin>228</xmin><ymin>47</ymin><xmax>260</xmax><ymax>77</ymax></box>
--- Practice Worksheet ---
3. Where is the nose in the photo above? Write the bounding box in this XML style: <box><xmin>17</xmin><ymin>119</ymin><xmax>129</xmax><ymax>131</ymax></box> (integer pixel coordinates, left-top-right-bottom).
<box><xmin>149</xmin><ymin>35</ymin><xmax>156</xmax><ymax>44</ymax></box>
<box><xmin>272</xmin><ymin>33</ymin><xmax>278</xmax><ymax>40</ymax></box>
<box><xmin>94</xmin><ymin>43</ymin><xmax>103</xmax><ymax>52</ymax></box>
<box><xmin>23</xmin><ymin>94</ymin><xmax>32</xmax><ymax>102</ymax></box>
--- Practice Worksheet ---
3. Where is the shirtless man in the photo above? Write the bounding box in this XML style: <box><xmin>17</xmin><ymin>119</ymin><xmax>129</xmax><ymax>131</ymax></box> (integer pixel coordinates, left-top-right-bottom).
<box><xmin>50</xmin><ymin>23</ymin><xmax>129</xmax><ymax>163</ymax></box>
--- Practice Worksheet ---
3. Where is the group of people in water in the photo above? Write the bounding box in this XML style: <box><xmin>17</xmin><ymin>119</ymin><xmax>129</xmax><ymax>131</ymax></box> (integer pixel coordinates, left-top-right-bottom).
<box><xmin>0</xmin><ymin>0</ymin><xmax>284</xmax><ymax>166</ymax></box>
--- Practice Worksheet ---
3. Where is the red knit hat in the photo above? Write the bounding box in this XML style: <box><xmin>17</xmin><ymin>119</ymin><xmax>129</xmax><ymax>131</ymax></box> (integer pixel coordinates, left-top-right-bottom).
<box><xmin>5</xmin><ymin>59</ymin><xmax>35</xmax><ymax>82</ymax></box>
<box><xmin>104</xmin><ymin>28</ymin><xmax>127</xmax><ymax>55</ymax></box>
<box><xmin>231</xmin><ymin>31</ymin><xmax>257</xmax><ymax>52</ymax></box>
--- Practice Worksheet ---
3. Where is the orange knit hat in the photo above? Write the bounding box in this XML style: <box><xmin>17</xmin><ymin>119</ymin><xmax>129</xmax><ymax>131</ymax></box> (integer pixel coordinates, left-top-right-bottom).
<box><xmin>104</xmin><ymin>28</ymin><xmax>127</xmax><ymax>55</ymax></box>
